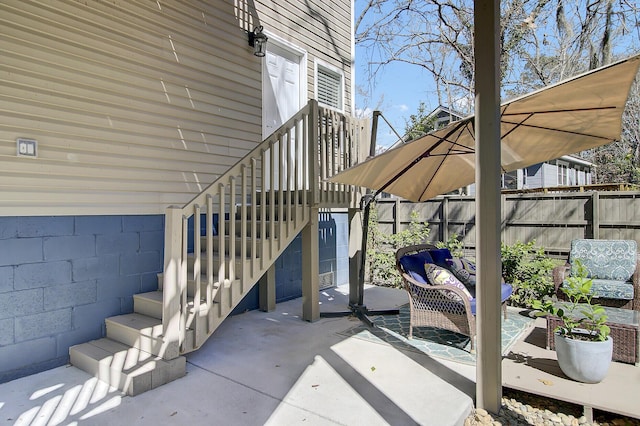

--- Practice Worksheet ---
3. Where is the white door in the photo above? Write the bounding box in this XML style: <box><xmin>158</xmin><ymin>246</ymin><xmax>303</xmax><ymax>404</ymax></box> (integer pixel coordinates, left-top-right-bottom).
<box><xmin>263</xmin><ymin>42</ymin><xmax>304</xmax><ymax>189</ymax></box>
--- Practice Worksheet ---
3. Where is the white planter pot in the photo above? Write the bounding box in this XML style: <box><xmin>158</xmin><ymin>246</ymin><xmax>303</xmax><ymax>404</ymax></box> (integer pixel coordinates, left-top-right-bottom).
<box><xmin>555</xmin><ymin>333</ymin><xmax>613</xmax><ymax>383</ymax></box>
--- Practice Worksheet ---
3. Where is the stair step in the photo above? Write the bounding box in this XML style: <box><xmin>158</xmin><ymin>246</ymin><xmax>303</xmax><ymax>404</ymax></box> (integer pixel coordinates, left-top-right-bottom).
<box><xmin>69</xmin><ymin>338</ymin><xmax>185</xmax><ymax>396</ymax></box>
<box><xmin>134</xmin><ymin>290</ymin><xmax>217</xmax><ymax>320</ymax></box>
<box><xmin>133</xmin><ymin>291</ymin><xmax>164</xmax><ymax>319</ymax></box>
<box><xmin>185</xmin><ymin>254</ymin><xmax>248</xmax><ymax>279</ymax></box>
<box><xmin>105</xmin><ymin>313</ymin><xmax>165</xmax><ymax>357</ymax></box>
<box><xmin>200</xmin><ymin>235</ymin><xmax>267</xmax><ymax>257</ymax></box>
<box><xmin>236</xmin><ymin>205</ymin><xmax>289</xmax><ymax>221</ymax></box>
<box><xmin>223</xmin><ymin>220</ymin><xmax>280</xmax><ymax>238</ymax></box>
<box><xmin>157</xmin><ymin>272</ymin><xmax>227</xmax><ymax>298</ymax></box>
<box><xmin>246</xmin><ymin>191</ymin><xmax>306</xmax><ymax>205</ymax></box>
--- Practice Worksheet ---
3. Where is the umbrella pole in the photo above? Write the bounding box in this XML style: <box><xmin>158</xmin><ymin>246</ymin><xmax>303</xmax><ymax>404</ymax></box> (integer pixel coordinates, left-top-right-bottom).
<box><xmin>320</xmin><ymin>191</ymin><xmax>400</xmax><ymax>324</ymax></box>
<box><xmin>324</xmin><ymin>116</ymin><xmax>466</xmax><ymax>324</ymax></box>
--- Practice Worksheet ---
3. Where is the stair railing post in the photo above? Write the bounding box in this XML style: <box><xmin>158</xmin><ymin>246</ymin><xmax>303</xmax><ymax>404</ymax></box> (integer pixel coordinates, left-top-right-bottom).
<box><xmin>192</xmin><ymin>204</ymin><xmax>201</xmax><ymax>349</ymax></box>
<box><xmin>309</xmin><ymin>100</ymin><xmax>320</xmax><ymax>206</ymax></box>
<box><xmin>206</xmin><ymin>194</ymin><xmax>214</xmax><ymax>332</ymax></box>
<box><xmin>162</xmin><ymin>205</ymin><xmax>184</xmax><ymax>360</ymax></box>
<box><xmin>241</xmin><ymin>164</ymin><xmax>248</xmax><ymax>290</ymax></box>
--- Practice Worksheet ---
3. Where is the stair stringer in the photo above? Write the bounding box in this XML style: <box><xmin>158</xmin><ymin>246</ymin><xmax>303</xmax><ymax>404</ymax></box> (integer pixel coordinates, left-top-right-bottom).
<box><xmin>183</xmin><ymin>211</ymin><xmax>311</xmax><ymax>354</ymax></box>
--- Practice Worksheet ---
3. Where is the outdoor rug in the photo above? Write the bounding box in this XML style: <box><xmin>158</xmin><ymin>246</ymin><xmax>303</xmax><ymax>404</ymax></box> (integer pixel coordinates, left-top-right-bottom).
<box><xmin>339</xmin><ymin>305</ymin><xmax>535</xmax><ymax>365</ymax></box>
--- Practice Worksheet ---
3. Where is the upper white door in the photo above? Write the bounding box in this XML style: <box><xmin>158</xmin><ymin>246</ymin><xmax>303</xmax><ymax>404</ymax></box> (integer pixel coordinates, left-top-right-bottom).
<box><xmin>262</xmin><ymin>40</ymin><xmax>306</xmax><ymax>189</ymax></box>
<box><xmin>262</xmin><ymin>42</ymin><xmax>303</xmax><ymax>138</ymax></box>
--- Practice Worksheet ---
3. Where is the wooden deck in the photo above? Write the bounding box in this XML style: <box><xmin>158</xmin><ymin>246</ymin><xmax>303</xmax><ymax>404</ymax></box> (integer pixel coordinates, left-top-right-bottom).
<box><xmin>503</xmin><ymin>316</ymin><xmax>640</xmax><ymax>421</ymax></box>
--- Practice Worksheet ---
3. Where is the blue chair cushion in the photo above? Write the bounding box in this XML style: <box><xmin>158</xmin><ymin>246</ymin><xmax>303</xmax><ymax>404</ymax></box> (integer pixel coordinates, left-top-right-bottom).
<box><xmin>562</xmin><ymin>278</ymin><xmax>634</xmax><ymax>300</ymax></box>
<box><xmin>469</xmin><ymin>283</ymin><xmax>513</xmax><ymax>315</ymax></box>
<box><xmin>399</xmin><ymin>251</ymin><xmax>434</xmax><ymax>284</ymax></box>
<box><xmin>429</xmin><ymin>248</ymin><xmax>452</xmax><ymax>268</ymax></box>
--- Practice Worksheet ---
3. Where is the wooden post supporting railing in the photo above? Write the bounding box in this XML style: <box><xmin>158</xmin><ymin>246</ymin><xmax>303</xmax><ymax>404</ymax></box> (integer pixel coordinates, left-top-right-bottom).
<box><xmin>206</xmin><ymin>194</ymin><xmax>214</xmax><ymax>332</ymax></box>
<box><xmin>302</xmin><ymin>207</ymin><xmax>319</xmax><ymax>321</ymax></box>
<box><xmin>192</xmin><ymin>204</ymin><xmax>201</xmax><ymax>346</ymax></box>
<box><xmin>162</xmin><ymin>206</ymin><xmax>183</xmax><ymax>360</ymax></box>
<box><xmin>309</xmin><ymin>100</ymin><xmax>320</xmax><ymax>206</ymax></box>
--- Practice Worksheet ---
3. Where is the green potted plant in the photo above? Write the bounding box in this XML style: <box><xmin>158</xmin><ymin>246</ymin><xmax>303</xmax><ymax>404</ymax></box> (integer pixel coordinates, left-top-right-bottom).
<box><xmin>532</xmin><ymin>260</ymin><xmax>613</xmax><ymax>383</ymax></box>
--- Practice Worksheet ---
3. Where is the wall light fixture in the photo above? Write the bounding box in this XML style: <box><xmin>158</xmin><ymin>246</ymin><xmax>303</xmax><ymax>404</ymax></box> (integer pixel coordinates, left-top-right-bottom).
<box><xmin>248</xmin><ymin>25</ymin><xmax>268</xmax><ymax>57</ymax></box>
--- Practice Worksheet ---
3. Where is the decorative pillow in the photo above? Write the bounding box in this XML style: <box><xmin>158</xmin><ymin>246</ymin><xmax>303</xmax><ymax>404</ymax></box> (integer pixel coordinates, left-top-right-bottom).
<box><xmin>446</xmin><ymin>257</ymin><xmax>477</xmax><ymax>287</ymax></box>
<box><xmin>447</xmin><ymin>257</ymin><xmax>507</xmax><ymax>287</ymax></box>
<box><xmin>398</xmin><ymin>252</ymin><xmax>434</xmax><ymax>284</ymax></box>
<box><xmin>429</xmin><ymin>248</ymin><xmax>453</xmax><ymax>268</ymax></box>
<box><xmin>424</xmin><ymin>263</ymin><xmax>473</xmax><ymax>301</ymax></box>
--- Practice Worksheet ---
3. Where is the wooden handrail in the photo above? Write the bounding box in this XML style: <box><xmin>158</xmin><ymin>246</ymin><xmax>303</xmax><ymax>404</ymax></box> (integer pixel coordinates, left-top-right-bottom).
<box><xmin>161</xmin><ymin>100</ymin><xmax>367</xmax><ymax>356</ymax></box>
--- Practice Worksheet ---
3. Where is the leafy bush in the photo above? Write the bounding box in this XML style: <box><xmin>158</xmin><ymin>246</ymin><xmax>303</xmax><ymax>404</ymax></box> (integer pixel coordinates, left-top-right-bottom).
<box><xmin>366</xmin><ymin>205</ymin><xmax>430</xmax><ymax>287</ymax></box>
<box><xmin>501</xmin><ymin>241</ymin><xmax>556</xmax><ymax>308</ymax></box>
<box><xmin>436</xmin><ymin>233</ymin><xmax>464</xmax><ymax>258</ymax></box>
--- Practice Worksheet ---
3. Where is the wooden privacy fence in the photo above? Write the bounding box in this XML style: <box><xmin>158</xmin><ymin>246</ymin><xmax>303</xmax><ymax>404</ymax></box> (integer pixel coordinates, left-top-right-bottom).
<box><xmin>374</xmin><ymin>191</ymin><xmax>640</xmax><ymax>257</ymax></box>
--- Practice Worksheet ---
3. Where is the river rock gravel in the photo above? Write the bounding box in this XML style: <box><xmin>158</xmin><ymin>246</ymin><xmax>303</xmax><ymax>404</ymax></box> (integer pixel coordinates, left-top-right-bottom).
<box><xmin>464</xmin><ymin>389</ymin><xmax>640</xmax><ymax>426</ymax></box>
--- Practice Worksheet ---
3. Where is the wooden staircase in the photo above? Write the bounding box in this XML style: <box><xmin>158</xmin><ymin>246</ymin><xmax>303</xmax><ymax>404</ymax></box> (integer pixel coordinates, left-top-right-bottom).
<box><xmin>69</xmin><ymin>100</ymin><xmax>367</xmax><ymax>395</ymax></box>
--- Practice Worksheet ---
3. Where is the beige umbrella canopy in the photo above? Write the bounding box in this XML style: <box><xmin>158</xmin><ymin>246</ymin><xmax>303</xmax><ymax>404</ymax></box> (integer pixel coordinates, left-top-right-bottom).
<box><xmin>330</xmin><ymin>54</ymin><xmax>640</xmax><ymax>201</ymax></box>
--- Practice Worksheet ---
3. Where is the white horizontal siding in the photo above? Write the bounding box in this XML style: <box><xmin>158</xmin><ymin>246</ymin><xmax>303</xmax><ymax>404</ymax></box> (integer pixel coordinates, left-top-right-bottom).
<box><xmin>1</xmin><ymin>0</ymin><xmax>354</xmax><ymax>216</ymax></box>
<box><xmin>0</xmin><ymin>0</ymin><xmax>262</xmax><ymax>215</ymax></box>
<box><xmin>526</xmin><ymin>165</ymin><xmax>544</xmax><ymax>189</ymax></box>
<box><xmin>256</xmin><ymin>0</ymin><xmax>353</xmax><ymax>114</ymax></box>
<box><xmin>542</xmin><ymin>163</ymin><xmax>558</xmax><ymax>187</ymax></box>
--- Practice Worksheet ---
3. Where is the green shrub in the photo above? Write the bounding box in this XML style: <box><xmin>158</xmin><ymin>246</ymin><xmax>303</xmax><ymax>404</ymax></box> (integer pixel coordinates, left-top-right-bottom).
<box><xmin>501</xmin><ymin>241</ymin><xmax>556</xmax><ymax>308</ymax></box>
<box><xmin>366</xmin><ymin>205</ymin><xmax>430</xmax><ymax>287</ymax></box>
<box><xmin>436</xmin><ymin>233</ymin><xmax>464</xmax><ymax>258</ymax></box>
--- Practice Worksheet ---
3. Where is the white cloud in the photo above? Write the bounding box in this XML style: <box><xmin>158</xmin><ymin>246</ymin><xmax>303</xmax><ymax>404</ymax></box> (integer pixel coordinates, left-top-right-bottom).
<box><xmin>355</xmin><ymin>107</ymin><xmax>374</xmax><ymax>119</ymax></box>
<box><xmin>394</xmin><ymin>104</ymin><xmax>409</xmax><ymax>112</ymax></box>
<box><xmin>452</xmin><ymin>96</ymin><xmax>474</xmax><ymax>115</ymax></box>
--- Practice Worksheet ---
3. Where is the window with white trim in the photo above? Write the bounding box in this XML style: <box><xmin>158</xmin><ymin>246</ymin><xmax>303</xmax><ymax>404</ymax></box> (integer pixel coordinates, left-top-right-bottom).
<box><xmin>316</xmin><ymin>63</ymin><xmax>343</xmax><ymax>111</ymax></box>
<box><xmin>502</xmin><ymin>171</ymin><xmax>517</xmax><ymax>189</ymax></box>
<box><xmin>557</xmin><ymin>161</ymin><xmax>568</xmax><ymax>185</ymax></box>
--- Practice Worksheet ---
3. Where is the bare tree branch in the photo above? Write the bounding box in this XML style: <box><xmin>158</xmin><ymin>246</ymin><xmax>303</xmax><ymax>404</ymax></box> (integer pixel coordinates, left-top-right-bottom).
<box><xmin>355</xmin><ymin>0</ymin><xmax>640</xmax><ymax>179</ymax></box>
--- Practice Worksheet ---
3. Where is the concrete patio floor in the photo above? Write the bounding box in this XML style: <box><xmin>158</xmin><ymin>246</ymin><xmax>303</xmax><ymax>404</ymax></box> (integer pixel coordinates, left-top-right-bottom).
<box><xmin>3</xmin><ymin>284</ymin><xmax>638</xmax><ymax>425</ymax></box>
<box><xmin>0</xmin><ymin>285</ymin><xmax>477</xmax><ymax>426</ymax></box>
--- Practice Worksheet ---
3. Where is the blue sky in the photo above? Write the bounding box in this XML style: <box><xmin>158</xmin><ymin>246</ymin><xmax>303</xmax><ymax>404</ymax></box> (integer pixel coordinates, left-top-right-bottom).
<box><xmin>352</xmin><ymin>2</ymin><xmax>640</xmax><ymax>152</ymax></box>
<box><xmin>354</xmin><ymin>59</ymin><xmax>439</xmax><ymax>150</ymax></box>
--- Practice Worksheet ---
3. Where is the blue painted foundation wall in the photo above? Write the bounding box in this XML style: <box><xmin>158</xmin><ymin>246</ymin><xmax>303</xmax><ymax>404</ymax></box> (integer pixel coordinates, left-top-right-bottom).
<box><xmin>232</xmin><ymin>211</ymin><xmax>349</xmax><ymax>313</ymax></box>
<box><xmin>0</xmin><ymin>212</ymin><xmax>348</xmax><ymax>383</ymax></box>
<box><xmin>0</xmin><ymin>215</ymin><xmax>164</xmax><ymax>383</ymax></box>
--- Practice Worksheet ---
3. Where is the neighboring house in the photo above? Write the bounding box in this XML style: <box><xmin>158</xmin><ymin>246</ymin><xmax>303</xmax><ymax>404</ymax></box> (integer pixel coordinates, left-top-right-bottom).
<box><xmin>0</xmin><ymin>1</ymin><xmax>364</xmax><ymax>392</ymax></box>
<box><xmin>499</xmin><ymin>155</ymin><xmax>594</xmax><ymax>191</ymax></box>
<box><xmin>429</xmin><ymin>105</ymin><xmax>466</xmax><ymax>130</ymax></box>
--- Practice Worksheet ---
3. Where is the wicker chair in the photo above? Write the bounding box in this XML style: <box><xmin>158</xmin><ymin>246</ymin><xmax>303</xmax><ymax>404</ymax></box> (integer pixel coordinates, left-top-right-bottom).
<box><xmin>395</xmin><ymin>244</ymin><xmax>511</xmax><ymax>352</ymax></box>
<box><xmin>553</xmin><ymin>239</ymin><xmax>640</xmax><ymax>311</ymax></box>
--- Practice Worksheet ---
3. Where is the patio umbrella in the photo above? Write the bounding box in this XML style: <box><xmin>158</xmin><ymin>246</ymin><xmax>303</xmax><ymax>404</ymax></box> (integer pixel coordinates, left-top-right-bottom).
<box><xmin>329</xmin><ymin>54</ymin><xmax>640</xmax><ymax>202</ymax></box>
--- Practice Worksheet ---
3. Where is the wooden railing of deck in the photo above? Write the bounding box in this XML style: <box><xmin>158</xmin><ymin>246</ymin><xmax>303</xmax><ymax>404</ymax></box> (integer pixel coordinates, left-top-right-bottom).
<box><xmin>160</xmin><ymin>100</ymin><xmax>367</xmax><ymax>357</ymax></box>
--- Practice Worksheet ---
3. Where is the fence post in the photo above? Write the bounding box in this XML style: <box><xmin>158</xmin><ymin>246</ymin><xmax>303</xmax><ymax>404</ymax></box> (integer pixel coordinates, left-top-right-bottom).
<box><xmin>394</xmin><ymin>198</ymin><xmax>401</xmax><ymax>233</ymax></box>
<box><xmin>442</xmin><ymin>197</ymin><xmax>449</xmax><ymax>242</ymax></box>
<box><xmin>592</xmin><ymin>192</ymin><xmax>600</xmax><ymax>239</ymax></box>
